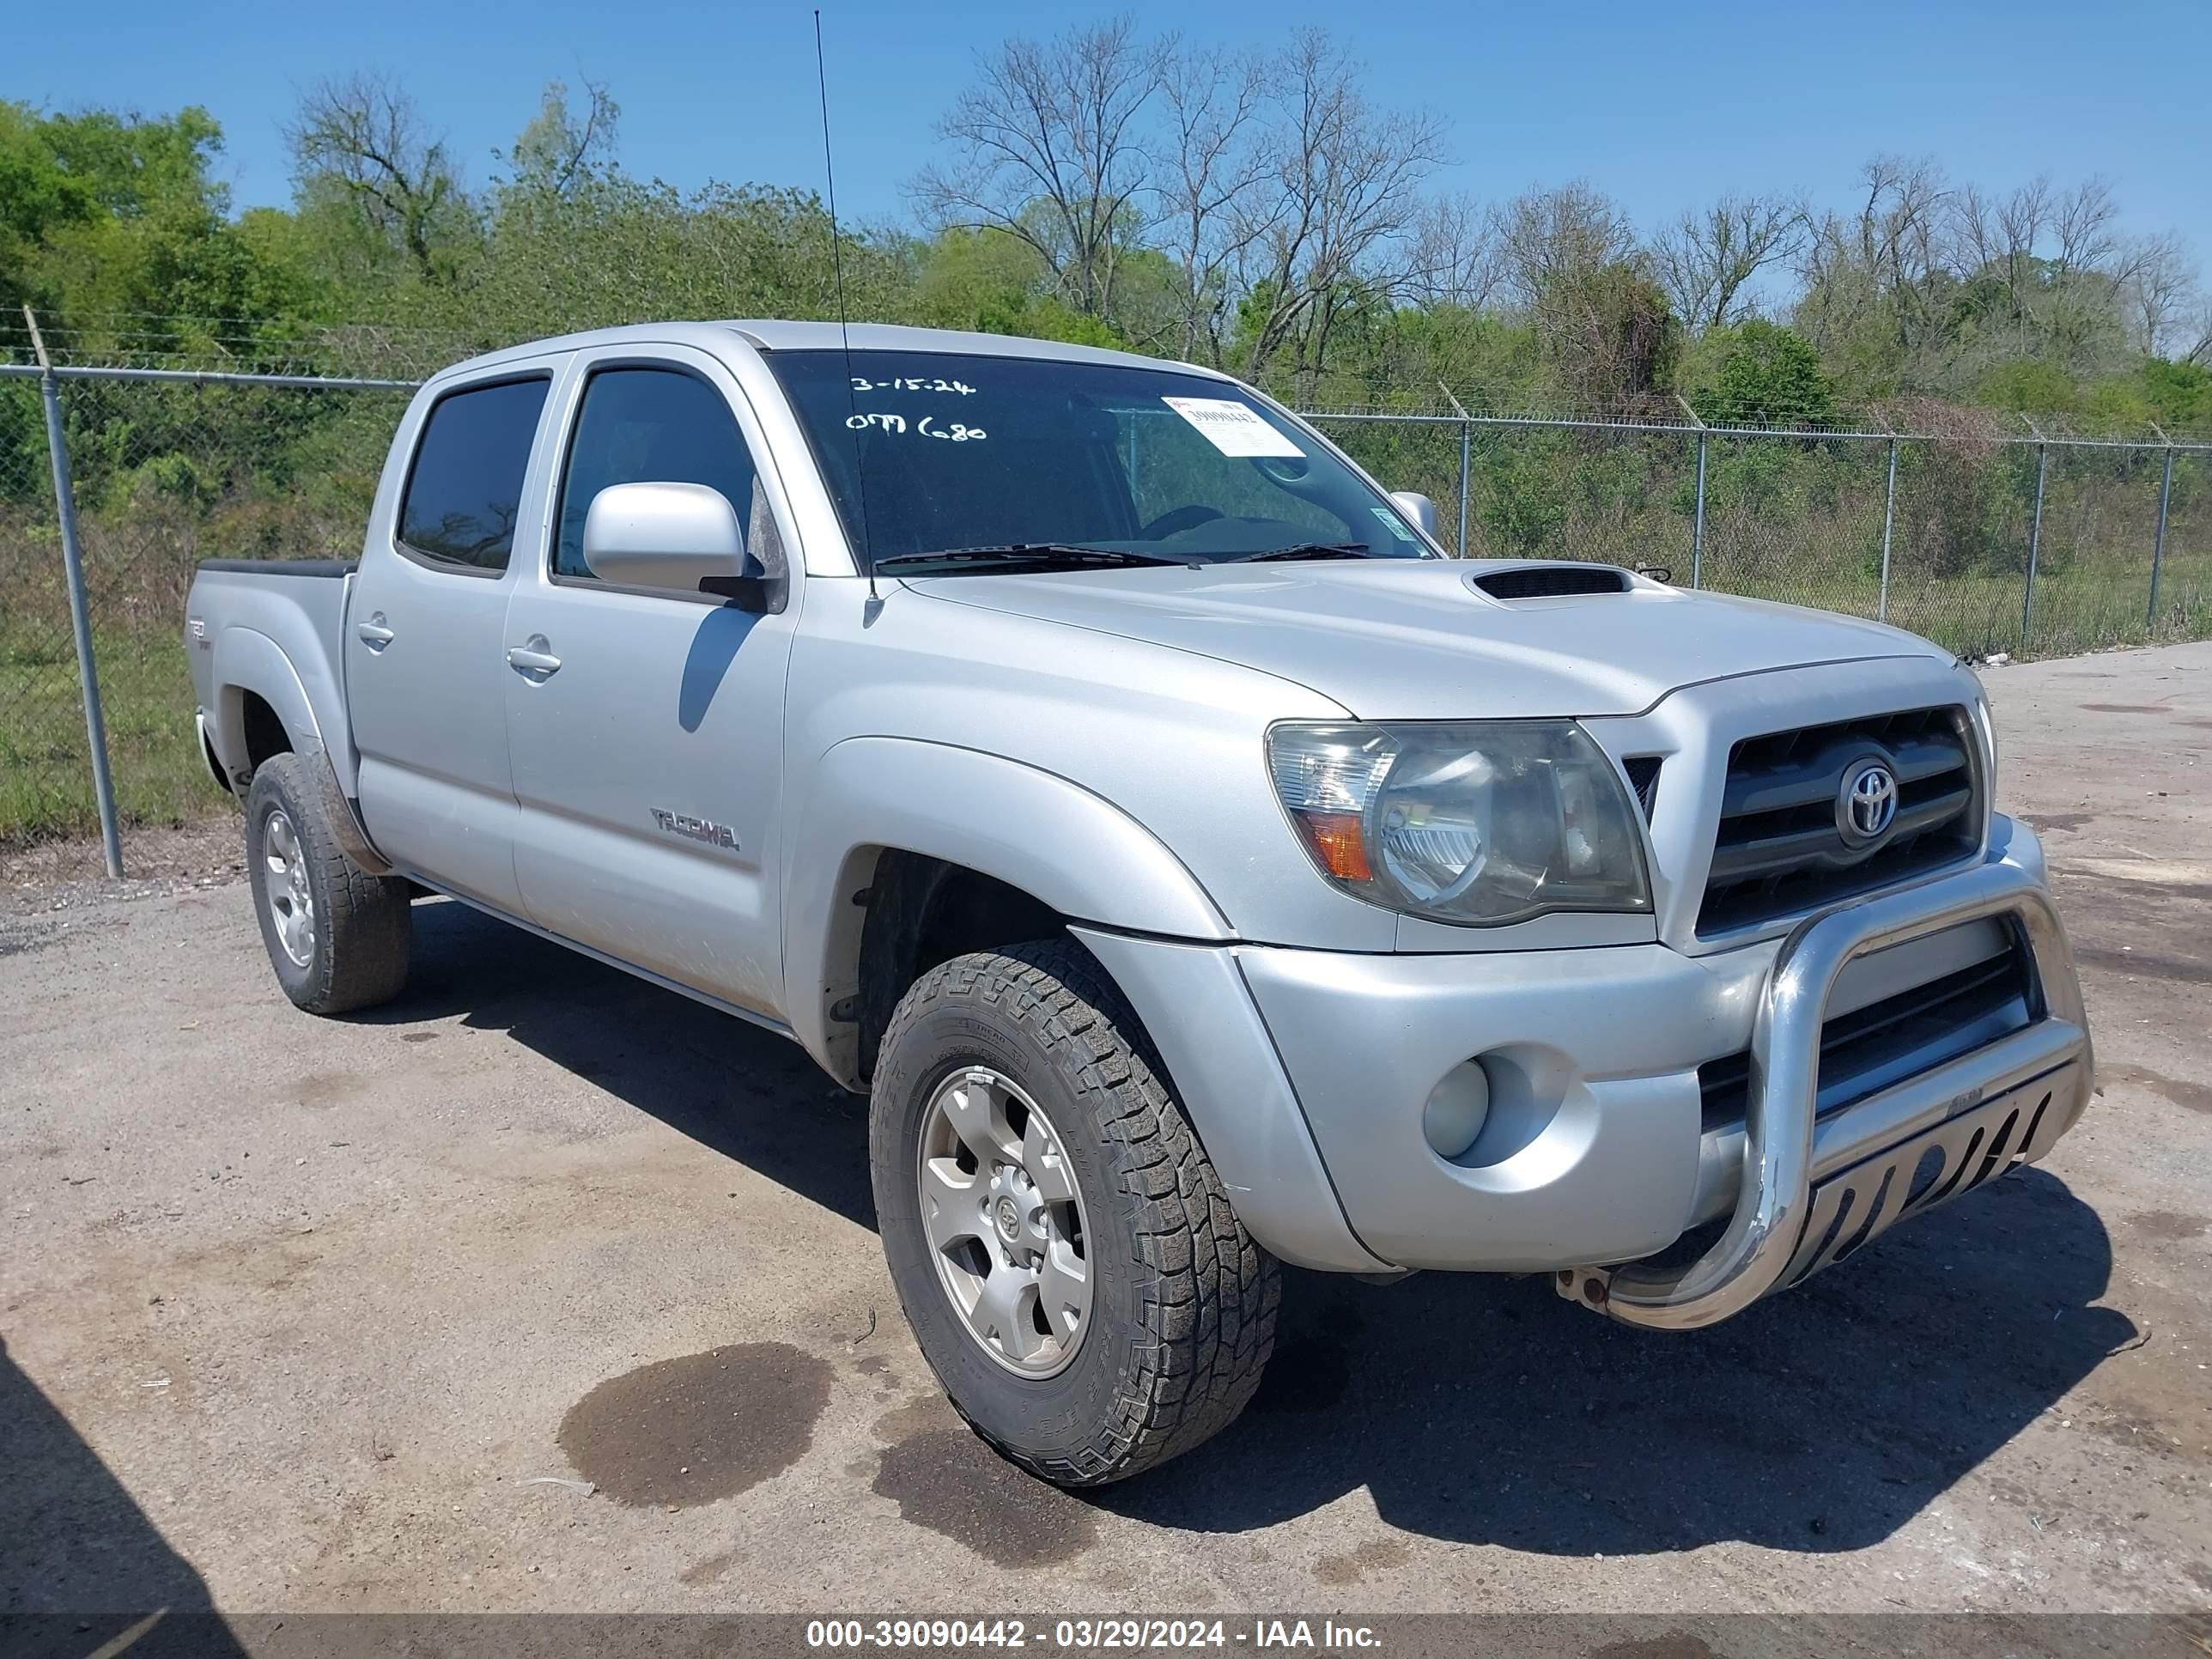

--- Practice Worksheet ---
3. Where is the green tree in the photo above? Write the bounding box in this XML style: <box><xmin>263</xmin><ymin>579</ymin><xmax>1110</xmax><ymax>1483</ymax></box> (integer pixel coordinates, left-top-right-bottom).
<box><xmin>1688</xmin><ymin>319</ymin><xmax>1839</xmax><ymax>427</ymax></box>
<box><xmin>496</xmin><ymin>81</ymin><xmax>619</xmax><ymax>200</ymax></box>
<box><xmin>1535</xmin><ymin>262</ymin><xmax>1677</xmax><ymax>405</ymax></box>
<box><xmin>0</xmin><ymin>100</ymin><xmax>316</xmax><ymax>370</ymax></box>
<box><xmin>287</xmin><ymin>74</ymin><xmax>481</xmax><ymax>289</ymax></box>
<box><xmin>2140</xmin><ymin>359</ymin><xmax>2212</xmax><ymax>429</ymax></box>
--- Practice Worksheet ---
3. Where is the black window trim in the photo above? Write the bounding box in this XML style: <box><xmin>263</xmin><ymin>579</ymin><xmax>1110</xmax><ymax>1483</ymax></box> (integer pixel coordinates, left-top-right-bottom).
<box><xmin>546</xmin><ymin>356</ymin><xmax>770</xmax><ymax>607</ymax></box>
<box><xmin>392</xmin><ymin>369</ymin><xmax>556</xmax><ymax>579</ymax></box>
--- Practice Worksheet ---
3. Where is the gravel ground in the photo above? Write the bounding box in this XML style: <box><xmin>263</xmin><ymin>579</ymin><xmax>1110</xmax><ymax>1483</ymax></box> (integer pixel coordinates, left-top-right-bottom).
<box><xmin>2</xmin><ymin>644</ymin><xmax>2208</xmax><ymax>1629</ymax></box>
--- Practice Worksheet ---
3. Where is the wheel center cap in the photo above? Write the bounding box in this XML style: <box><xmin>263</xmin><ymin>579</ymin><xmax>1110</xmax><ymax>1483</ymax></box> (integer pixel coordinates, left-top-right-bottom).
<box><xmin>994</xmin><ymin>1196</ymin><xmax>1022</xmax><ymax>1241</ymax></box>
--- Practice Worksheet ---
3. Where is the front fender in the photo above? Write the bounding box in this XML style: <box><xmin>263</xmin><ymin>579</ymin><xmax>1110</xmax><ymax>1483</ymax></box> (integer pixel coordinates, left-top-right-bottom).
<box><xmin>783</xmin><ymin>737</ymin><xmax>1231</xmax><ymax>1079</ymax></box>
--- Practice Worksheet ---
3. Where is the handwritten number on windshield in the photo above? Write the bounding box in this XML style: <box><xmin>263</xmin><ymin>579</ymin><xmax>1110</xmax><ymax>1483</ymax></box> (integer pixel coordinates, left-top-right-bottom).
<box><xmin>847</xmin><ymin>411</ymin><xmax>988</xmax><ymax>442</ymax></box>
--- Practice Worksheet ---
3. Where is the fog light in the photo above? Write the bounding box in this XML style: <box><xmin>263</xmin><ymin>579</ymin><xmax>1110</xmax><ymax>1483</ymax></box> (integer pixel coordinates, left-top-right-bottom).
<box><xmin>1422</xmin><ymin>1059</ymin><xmax>1491</xmax><ymax>1159</ymax></box>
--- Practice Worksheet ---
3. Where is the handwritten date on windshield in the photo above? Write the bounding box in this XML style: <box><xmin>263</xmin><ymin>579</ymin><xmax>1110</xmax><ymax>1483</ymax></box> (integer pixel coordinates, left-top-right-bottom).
<box><xmin>849</xmin><ymin>375</ymin><xmax>976</xmax><ymax>395</ymax></box>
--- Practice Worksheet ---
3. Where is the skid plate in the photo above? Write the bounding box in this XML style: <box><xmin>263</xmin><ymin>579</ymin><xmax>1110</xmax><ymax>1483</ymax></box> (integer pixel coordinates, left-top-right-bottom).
<box><xmin>1777</xmin><ymin>1061</ymin><xmax>2081</xmax><ymax>1290</ymax></box>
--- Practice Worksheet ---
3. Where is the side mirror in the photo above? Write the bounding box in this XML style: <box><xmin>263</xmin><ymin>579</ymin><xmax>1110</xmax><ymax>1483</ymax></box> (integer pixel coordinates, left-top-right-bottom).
<box><xmin>1389</xmin><ymin>491</ymin><xmax>1441</xmax><ymax>541</ymax></box>
<box><xmin>583</xmin><ymin>482</ymin><xmax>769</xmax><ymax>609</ymax></box>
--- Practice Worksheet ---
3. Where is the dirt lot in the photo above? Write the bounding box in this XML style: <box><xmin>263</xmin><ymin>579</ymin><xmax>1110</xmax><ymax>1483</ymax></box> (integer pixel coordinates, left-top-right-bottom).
<box><xmin>3</xmin><ymin>644</ymin><xmax>2209</xmax><ymax>1627</ymax></box>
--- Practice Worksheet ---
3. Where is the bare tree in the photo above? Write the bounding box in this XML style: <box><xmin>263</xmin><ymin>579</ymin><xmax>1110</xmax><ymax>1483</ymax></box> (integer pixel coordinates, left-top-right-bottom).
<box><xmin>1794</xmin><ymin>156</ymin><xmax>1952</xmax><ymax>366</ymax></box>
<box><xmin>2181</xmin><ymin>298</ymin><xmax>2212</xmax><ymax>368</ymax></box>
<box><xmin>1404</xmin><ymin>191</ymin><xmax>1498</xmax><ymax>309</ymax></box>
<box><xmin>1153</xmin><ymin>45</ymin><xmax>1271</xmax><ymax>361</ymax></box>
<box><xmin>288</xmin><ymin>73</ymin><xmax>475</xmax><ymax>283</ymax></box>
<box><xmin>2115</xmin><ymin>231</ymin><xmax>2199</xmax><ymax>357</ymax></box>
<box><xmin>2051</xmin><ymin>177</ymin><xmax>2122</xmax><ymax>278</ymax></box>
<box><xmin>1855</xmin><ymin>155</ymin><xmax>1950</xmax><ymax>338</ymax></box>
<box><xmin>911</xmin><ymin>17</ymin><xmax>1166</xmax><ymax>325</ymax></box>
<box><xmin>1651</xmin><ymin>192</ymin><xmax>1808</xmax><ymax>331</ymax></box>
<box><xmin>1945</xmin><ymin>176</ymin><xmax>2054</xmax><ymax>361</ymax></box>
<box><xmin>1952</xmin><ymin>177</ymin><xmax>2048</xmax><ymax>283</ymax></box>
<box><xmin>1491</xmin><ymin>181</ymin><xmax>1637</xmax><ymax>310</ymax></box>
<box><xmin>1228</xmin><ymin>31</ymin><xmax>1449</xmax><ymax>394</ymax></box>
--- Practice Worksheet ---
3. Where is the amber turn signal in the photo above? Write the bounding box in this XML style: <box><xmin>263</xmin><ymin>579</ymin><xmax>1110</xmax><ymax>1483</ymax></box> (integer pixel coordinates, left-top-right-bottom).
<box><xmin>1294</xmin><ymin>810</ymin><xmax>1372</xmax><ymax>883</ymax></box>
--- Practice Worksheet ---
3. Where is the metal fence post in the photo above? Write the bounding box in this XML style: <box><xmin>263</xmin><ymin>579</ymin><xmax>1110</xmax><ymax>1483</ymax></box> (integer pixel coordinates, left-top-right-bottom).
<box><xmin>2148</xmin><ymin>428</ymin><xmax>2175</xmax><ymax>627</ymax></box>
<box><xmin>1456</xmin><ymin>420</ymin><xmax>1472</xmax><ymax>558</ymax></box>
<box><xmin>1690</xmin><ymin>432</ymin><xmax>1708</xmax><ymax>587</ymax></box>
<box><xmin>1677</xmin><ymin>396</ymin><xmax>1707</xmax><ymax>587</ymax></box>
<box><xmin>2022</xmin><ymin>438</ymin><xmax>2048</xmax><ymax>647</ymax></box>
<box><xmin>1878</xmin><ymin>435</ymin><xmax>1899</xmax><ymax>623</ymax></box>
<box><xmin>1439</xmin><ymin>383</ymin><xmax>1471</xmax><ymax>558</ymax></box>
<box><xmin>24</xmin><ymin>307</ymin><xmax>124</xmax><ymax>878</ymax></box>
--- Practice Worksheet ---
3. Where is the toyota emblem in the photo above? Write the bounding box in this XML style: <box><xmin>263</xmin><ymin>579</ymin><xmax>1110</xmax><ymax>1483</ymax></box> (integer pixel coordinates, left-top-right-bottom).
<box><xmin>1837</xmin><ymin>757</ymin><xmax>1899</xmax><ymax>844</ymax></box>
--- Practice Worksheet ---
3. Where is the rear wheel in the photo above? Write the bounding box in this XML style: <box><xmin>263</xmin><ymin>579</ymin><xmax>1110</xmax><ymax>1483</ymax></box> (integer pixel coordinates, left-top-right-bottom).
<box><xmin>870</xmin><ymin>940</ymin><xmax>1278</xmax><ymax>1485</ymax></box>
<box><xmin>245</xmin><ymin>755</ymin><xmax>412</xmax><ymax>1015</ymax></box>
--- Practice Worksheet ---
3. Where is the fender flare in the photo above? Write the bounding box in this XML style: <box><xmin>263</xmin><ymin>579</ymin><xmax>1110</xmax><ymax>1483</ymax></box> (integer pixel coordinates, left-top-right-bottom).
<box><xmin>210</xmin><ymin>625</ymin><xmax>324</xmax><ymax>781</ymax></box>
<box><xmin>783</xmin><ymin>737</ymin><xmax>1232</xmax><ymax>1080</ymax></box>
<box><xmin>212</xmin><ymin>627</ymin><xmax>391</xmax><ymax>875</ymax></box>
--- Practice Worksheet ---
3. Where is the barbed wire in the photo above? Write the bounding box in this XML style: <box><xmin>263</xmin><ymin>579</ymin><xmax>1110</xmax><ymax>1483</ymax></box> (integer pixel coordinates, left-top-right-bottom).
<box><xmin>0</xmin><ymin>310</ymin><xmax>478</xmax><ymax>381</ymax></box>
<box><xmin>5</xmin><ymin>311</ymin><xmax>2205</xmax><ymax>445</ymax></box>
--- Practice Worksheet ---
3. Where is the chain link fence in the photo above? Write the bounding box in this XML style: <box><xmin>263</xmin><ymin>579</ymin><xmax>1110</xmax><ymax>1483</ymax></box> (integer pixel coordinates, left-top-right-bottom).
<box><xmin>3</xmin><ymin>322</ymin><xmax>2207</xmax><ymax>879</ymax></box>
<box><xmin>2</xmin><ymin>346</ymin><xmax>415</xmax><ymax>877</ymax></box>
<box><xmin>1313</xmin><ymin>407</ymin><xmax>2208</xmax><ymax>662</ymax></box>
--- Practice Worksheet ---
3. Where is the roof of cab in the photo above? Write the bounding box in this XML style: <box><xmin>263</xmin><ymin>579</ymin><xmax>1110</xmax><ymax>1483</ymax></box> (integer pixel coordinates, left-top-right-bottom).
<box><xmin>426</xmin><ymin>319</ymin><xmax>1231</xmax><ymax>384</ymax></box>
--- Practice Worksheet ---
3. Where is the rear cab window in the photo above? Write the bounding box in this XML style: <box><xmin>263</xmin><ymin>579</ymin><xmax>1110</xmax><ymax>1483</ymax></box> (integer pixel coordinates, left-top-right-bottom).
<box><xmin>396</xmin><ymin>376</ymin><xmax>551</xmax><ymax>574</ymax></box>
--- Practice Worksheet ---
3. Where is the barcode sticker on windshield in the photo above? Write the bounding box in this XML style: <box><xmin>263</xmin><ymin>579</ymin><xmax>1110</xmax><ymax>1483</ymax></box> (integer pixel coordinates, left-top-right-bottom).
<box><xmin>1370</xmin><ymin>507</ymin><xmax>1417</xmax><ymax>542</ymax></box>
<box><xmin>1161</xmin><ymin>397</ymin><xmax>1304</xmax><ymax>459</ymax></box>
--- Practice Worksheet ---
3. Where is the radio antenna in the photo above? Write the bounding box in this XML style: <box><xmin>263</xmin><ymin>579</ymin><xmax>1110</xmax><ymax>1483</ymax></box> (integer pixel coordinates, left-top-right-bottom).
<box><xmin>814</xmin><ymin>9</ymin><xmax>877</xmax><ymax>601</ymax></box>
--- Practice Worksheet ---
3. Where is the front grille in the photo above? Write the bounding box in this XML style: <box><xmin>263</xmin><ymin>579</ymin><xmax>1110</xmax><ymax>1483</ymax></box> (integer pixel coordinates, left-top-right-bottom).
<box><xmin>1698</xmin><ymin>931</ymin><xmax>2034</xmax><ymax>1132</ymax></box>
<box><xmin>1622</xmin><ymin>755</ymin><xmax>1662</xmax><ymax>820</ymax></box>
<box><xmin>1698</xmin><ymin>705</ymin><xmax>1980</xmax><ymax>935</ymax></box>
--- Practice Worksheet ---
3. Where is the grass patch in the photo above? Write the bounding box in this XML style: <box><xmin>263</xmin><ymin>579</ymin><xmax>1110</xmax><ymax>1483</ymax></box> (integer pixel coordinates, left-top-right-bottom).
<box><xmin>1</xmin><ymin>623</ymin><xmax>222</xmax><ymax>848</ymax></box>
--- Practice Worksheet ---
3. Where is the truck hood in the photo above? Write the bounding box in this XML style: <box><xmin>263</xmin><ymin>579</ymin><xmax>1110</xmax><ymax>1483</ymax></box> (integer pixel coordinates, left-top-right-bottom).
<box><xmin>906</xmin><ymin>561</ymin><xmax>1948</xmax><ymax>719</ymax></box>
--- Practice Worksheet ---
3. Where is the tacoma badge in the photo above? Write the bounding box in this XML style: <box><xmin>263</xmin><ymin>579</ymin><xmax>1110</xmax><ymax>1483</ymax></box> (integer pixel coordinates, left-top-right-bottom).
<box><xmin>649</xmin><ymin>808</ymin><xmax>738</xmax><ymax>852</ymax></box>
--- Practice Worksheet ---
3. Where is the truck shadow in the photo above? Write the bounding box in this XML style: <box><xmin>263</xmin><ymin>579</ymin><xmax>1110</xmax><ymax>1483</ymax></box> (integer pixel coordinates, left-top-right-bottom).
<box><xmin>1102</xmin><ymin>1166</ymin><xmax>2130</xmax><ymax>1554</ymax></box>
<box><xmin>364</xmin><ymin>900</ymin><xmax>2128</xmax><ymax>1557</ymax></box>
<box><xmin>0</xmin><ymin>1334</ymin><xmax>247</xmax><ymax>1656</ymax></box>
<box><xmin>357</xmin><ymin>897</ymin><xmax>878</xmax><ymax>1230</ymax></box>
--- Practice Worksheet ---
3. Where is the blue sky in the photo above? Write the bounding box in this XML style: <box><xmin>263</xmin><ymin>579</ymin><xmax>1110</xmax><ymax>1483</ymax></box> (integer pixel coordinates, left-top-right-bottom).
<box><xmin>11</xmin><ymin>0</ymin><xmax>2209</xmax><ymax>268</ymax></box>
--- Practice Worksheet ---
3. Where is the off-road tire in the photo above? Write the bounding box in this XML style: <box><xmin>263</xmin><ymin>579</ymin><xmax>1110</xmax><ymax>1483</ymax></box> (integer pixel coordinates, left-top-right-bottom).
<box><xmin>244</xmin><ymin>754</ymin><xmax>412</xmax><ymax>1015</ymax></box>
<box><xmin>870</xmin><ymin>939</ymin><xmax>1279</xmax><ymax>1485</ymax></box>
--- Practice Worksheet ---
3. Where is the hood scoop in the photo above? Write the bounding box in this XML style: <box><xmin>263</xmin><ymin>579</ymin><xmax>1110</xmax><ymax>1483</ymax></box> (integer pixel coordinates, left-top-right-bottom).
<box><xmin>1468</xmin><ymin>563</ymin><xmax>1632</xmax><ymax>600</ymax></box>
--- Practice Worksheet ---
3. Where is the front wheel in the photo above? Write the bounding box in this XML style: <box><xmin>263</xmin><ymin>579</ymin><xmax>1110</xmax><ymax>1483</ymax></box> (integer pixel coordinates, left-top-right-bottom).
<box><xmin>869</xmin><ymin>941</ymin><xmax>1279</xmax><ymax>1485</ymax></box>
<box><xmin>244</xmin><ymin>755</ymin><xmax>412</xmax><ymax>1015</ymax></box>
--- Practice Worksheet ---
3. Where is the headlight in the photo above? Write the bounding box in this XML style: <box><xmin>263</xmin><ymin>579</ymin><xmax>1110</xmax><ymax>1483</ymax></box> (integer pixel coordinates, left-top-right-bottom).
<box><xmin>1267</xmin><ymin>720</ymin><xmax>1652</xmax><ymax>927</ymax></box>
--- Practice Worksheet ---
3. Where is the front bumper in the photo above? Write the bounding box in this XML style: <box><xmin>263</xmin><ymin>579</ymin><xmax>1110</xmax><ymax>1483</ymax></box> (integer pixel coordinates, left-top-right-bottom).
<box><xmin>1091</xmin><ymin>815</ymin><xmax>2091</xmax><ymax>1320</ymax></box>
<box><xmin>1566</xmin><ymin>854</ymin><xmax>2089</xmax><ymax>1328</ymax></box>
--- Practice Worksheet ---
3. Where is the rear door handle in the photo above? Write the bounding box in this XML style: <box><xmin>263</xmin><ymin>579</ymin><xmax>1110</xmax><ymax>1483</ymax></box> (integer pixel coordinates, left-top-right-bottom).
<box><xmin>506</xmin><ymin>638</ymin><xmax>562</xmax><ymax>679</ymax></box>
<box><xmin>355</xmin><ymin>614</ymin><xmax>395</xmax><ymax>650</ymax></box>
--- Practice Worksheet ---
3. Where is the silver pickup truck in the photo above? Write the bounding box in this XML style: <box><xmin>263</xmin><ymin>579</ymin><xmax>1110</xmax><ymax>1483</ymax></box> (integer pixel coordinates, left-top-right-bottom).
<box><xmin>185</xmin><ymin>322</ymin><xmax>2094</xmax><ymax>1486</ymax></box>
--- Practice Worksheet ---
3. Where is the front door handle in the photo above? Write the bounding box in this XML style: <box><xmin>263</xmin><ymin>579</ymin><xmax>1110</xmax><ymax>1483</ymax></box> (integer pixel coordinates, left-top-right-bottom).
<box><xmin>506</xmin><ymin>636</ymin><xmax>562</xmax><ymax>680</ymax></box>
<box><xmin>355</xmin><ymin>613</ymin><xmax>395</xmax><ymax>650</ymax></box>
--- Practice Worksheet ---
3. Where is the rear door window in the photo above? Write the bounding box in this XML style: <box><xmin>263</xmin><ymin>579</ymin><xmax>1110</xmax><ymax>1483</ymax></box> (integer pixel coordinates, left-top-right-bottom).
<box><xmin>397</xmin><ymin>377</ymin><xmax>550</xmax><ymax>572</ymax></box>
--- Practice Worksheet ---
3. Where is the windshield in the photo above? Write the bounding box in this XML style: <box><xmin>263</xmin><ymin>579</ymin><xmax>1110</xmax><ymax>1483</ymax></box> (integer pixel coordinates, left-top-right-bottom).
<box><xmin>763</xmin><ymin>349</ymin><xmax>1432</xmax><ymax>570</ymax></box>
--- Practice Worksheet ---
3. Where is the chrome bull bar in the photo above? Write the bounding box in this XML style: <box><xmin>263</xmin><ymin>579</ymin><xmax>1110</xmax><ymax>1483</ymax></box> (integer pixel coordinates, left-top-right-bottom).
<box><xmin>1565</xmin><ymin>860</ymin><xmax>2093</xmax><ymax>1331</ymax></box>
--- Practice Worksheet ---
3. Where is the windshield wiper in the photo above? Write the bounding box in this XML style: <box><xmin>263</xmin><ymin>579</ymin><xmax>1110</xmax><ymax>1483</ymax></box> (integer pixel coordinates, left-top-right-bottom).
<box><xmin>1221</xmin><ymin>542</ymin><xmax>1372</xmax><ymax>563</ymax></box>
<box><xmin>874</xmin><ymin>544</ymin><xmax>1195</xmax><ymax>574</ymax></box>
